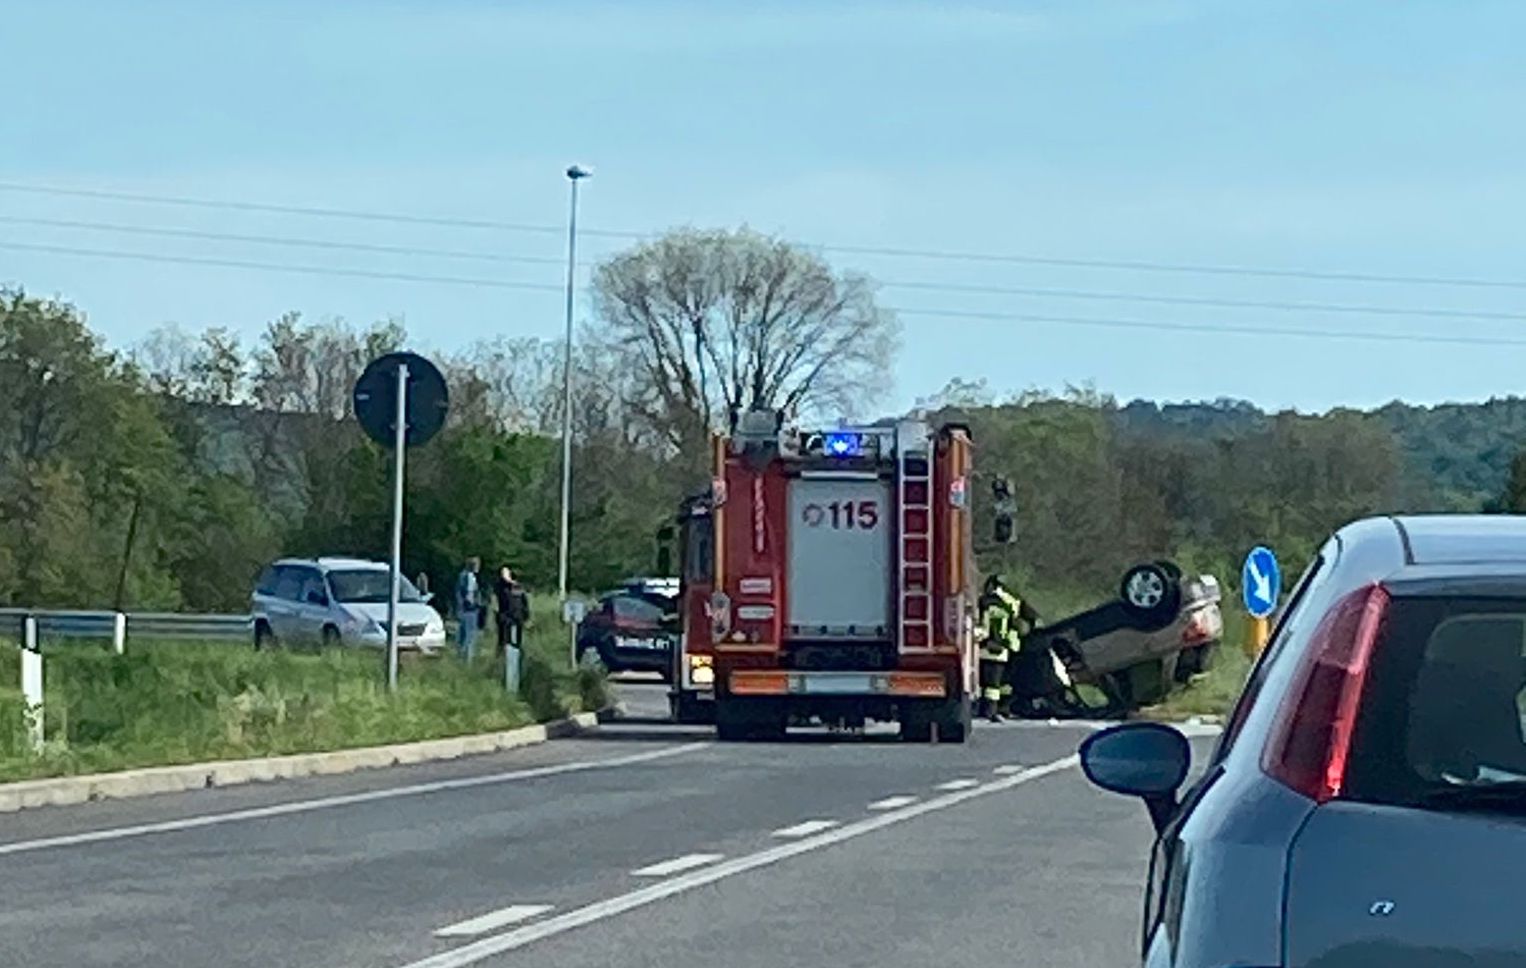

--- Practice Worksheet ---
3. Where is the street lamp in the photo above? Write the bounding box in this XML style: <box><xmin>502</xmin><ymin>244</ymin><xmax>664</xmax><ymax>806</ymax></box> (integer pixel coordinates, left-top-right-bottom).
<box><xmin>558</xmin><ymin>164</ymin><xmax>592</xmax><ymax>604</ymax></box>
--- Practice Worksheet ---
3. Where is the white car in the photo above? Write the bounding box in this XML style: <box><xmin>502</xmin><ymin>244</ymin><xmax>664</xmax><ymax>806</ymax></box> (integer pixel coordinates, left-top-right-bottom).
<box><xmin>252</xmin><ymin>557</ymin><xmax>446</xmax><ymax>653</ymax></box>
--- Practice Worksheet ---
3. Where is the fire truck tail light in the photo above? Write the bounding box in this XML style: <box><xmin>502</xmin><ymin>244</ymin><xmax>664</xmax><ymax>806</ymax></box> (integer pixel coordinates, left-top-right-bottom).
<box><xmin>730</xmin><ymin>671</ymin><xmax>789</xmax><ymax>695</ymax></box>
<box><xmin>887</xmin><ymin>673</ymin><xmax>946</xmax><ymax>697</ymax></box>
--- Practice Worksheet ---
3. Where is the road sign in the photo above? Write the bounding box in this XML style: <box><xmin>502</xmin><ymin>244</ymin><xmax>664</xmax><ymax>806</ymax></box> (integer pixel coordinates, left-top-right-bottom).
<box><xmin>1242</xmin><ymin>546</ymin><xmax>1281</xmax><ymax>618</ymax></box>
<box><xmin>353</xmin><ymin>353</ymin><xmax>449</xmax><ymax>691</ymax></box>
<box><xmin>353</xmin><ymin>352</ymin><xmax>449</xmax><ymax>449</ymax></box>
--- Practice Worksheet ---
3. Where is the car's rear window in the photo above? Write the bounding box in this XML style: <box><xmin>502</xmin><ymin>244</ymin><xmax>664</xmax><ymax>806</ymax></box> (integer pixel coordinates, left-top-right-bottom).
<box><xmin>1346</xmin><ymin>595</ymin><xmax>1526</xmax><ymax>805</ymax></box>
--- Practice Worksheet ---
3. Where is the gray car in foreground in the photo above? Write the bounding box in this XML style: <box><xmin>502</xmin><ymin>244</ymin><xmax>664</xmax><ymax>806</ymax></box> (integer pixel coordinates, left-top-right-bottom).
<box><xmin>1082</xmin><ymin>515</ymin><xmax>1526</xmax><ymax>968</ymax></box>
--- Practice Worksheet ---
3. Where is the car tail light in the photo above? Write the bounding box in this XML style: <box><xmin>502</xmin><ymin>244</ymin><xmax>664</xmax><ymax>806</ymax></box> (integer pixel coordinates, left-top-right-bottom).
<box><xmin>1262</xmin><ymin>584</ymin><xmax>1388</xmax><ymax>803</ymax></box>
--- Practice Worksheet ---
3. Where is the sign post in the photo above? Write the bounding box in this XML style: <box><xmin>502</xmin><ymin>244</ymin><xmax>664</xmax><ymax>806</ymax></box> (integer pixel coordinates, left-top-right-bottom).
<box><xmin>354</xmin><ymin>352</ymin><xmax>450</xmax><ymax>691</ymax></box>
<box><xmin>1241</xmin><ymin>545</ymin><xmax>1281</xmax><ymax>658</ymax></box>
<box><xmin>21</xmin><ymin>615</ymin><xmax>43</xmax><ymax>753</ymax></box>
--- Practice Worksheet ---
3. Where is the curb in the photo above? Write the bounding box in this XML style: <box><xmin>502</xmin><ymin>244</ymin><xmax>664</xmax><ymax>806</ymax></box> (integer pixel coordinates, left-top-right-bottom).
<box><xmin>0</xmin><ymin>712</ymin><xmax>601</xmax><ymax>814</ymax></box>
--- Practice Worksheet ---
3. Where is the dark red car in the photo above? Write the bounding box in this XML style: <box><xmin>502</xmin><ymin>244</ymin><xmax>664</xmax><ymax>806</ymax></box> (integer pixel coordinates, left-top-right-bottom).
<box><xmin>575</xmin><ymin>581</ymin><xmax>680</xmax><ymax>678</ymax></box>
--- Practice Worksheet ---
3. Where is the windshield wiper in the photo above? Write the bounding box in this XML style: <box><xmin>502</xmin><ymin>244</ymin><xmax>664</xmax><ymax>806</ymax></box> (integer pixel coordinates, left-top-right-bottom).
<box><xmin>1416</xmin><ymin>779</ymin><xmax>1526</xmax><ymax>813</ymax></box>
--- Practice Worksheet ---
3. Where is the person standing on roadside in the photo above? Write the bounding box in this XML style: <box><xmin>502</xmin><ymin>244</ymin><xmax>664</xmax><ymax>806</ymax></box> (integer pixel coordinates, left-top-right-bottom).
<box><xmin>495</xmin><ymin>566</ymin><xmax>530</xmax><ymax>652</ymax></box>
<box><xmin>455</xmin><ymin>556</ymin><xmax>483</xmax><ymax>661</ymax></box>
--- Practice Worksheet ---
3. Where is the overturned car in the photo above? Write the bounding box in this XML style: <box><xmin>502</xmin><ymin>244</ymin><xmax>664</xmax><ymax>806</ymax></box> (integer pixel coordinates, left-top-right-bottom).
<box><xmin>1005</xmin><ymin>561</ymin><xmax>1223</xmax><ymax>719</ymax></box>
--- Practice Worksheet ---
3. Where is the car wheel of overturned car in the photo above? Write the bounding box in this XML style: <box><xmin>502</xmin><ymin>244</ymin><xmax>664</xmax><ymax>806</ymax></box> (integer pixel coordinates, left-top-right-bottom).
<box><xmin>1119</xmin><ymin>562</ymin><xmax>1181</xmax><ymax>630</ymax></box>
<box><xmin>321</xmin><ymin>625</ymin><xmax>341</xmax><ymax>648</ymax></box>
<box><xmin>253</xmin><ymin>621</ymin><xmax>276</xmax><ymax>651</ymax></box>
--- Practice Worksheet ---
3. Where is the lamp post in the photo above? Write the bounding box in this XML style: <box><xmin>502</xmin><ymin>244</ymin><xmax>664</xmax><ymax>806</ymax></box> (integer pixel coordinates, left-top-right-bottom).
<box><xmin>558</xmin><ymin>164</ymin><xmax>592</xmax><ymax>604</ymax></box>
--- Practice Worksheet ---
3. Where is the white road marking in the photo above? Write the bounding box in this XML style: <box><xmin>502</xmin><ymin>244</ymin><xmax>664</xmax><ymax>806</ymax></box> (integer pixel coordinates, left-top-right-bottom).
<box><xmin>0</xmin><ymin>742</ymin><xmax>709</xmax><ymax>858</ymax></box>
<box><xmin>394</xmin><ymin>754</ymin><xmax>1078</xmax><ymax>968</ymax></box>
<box><xmin>770</xmin><ymin>819</ymin><xmax>839</xmax><ymax>838</ymax></box>
<box><xmin>434</xmin><ymin>905</ymin><xmax>553</xmax><ymax>938</ymax></box>
<box><xmin>993</xmin><ymin>764</ymin><xmax>1029</xmax><ymax>775</ymax></box>
<box><xmin>867</xmin><ymin>795</ymin><xmax>918</xmax><ymax>811</ymax></box>
<box><xmin>631</xmin><ymin>853</ymin><xmax>724</xmax><ymax>877</ymax></box>
<box><xmin>934</xmin><ymin>779</ymin><xmax>979</xmax><ymax>791</ymax></box>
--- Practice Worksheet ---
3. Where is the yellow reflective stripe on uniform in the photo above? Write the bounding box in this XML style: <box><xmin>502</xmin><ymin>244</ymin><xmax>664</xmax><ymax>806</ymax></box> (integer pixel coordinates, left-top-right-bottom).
<box><xmin>995</xmin><ymin>588</ymin><xmax>1022</xmax><ymax>612</ymax></box>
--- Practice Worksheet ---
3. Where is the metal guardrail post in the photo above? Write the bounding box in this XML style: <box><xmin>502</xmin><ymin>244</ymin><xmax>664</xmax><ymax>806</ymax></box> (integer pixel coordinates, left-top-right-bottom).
<box><xmin>112</xmin><ymin>612</ymin><xmax>127</xmax><ymax>655</ymax></box>
<box><xmin>21</xmin><ymin>615</ymin><xmax>44</xmax><ymax>753</ymax></box>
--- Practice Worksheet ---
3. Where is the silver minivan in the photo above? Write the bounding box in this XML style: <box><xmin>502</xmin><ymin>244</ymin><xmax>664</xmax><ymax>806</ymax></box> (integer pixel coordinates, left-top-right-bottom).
<box><xmin>1083</xmin><ymin>515</ymin><xmax>1526</xmax><ymax>967</ymax></box>
<box><xmin>251</xmin><ymin>557</ymin><xmax>446</xmax><ymax>653</ymax></box>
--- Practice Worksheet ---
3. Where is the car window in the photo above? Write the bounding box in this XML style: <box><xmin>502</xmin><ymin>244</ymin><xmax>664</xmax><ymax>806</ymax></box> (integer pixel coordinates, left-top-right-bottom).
<box><xmin>255</xmin><ymin>566</ymin><xmax>279</xmax><ymax>596</ymax></box>
<box><xmin>272</xmin><ymin>565</ymin><xmax>306</xmax><ymax>602</ymax></box>
<box><xmin>613</xmin><ymin>596</ymin><xmax>664</xmax><ymax>623</ymax></box>
<box><xmin>328</xmin><ymin>569</ymin><xmax>424</xmax><ymax>604</ymax></box>
<box><xmin>1345</xmin><ymin>596</ymin><xmax>1526</xmax><ymax>805</ymax></box>
<box><xmin>298</xmin><ymin>569</ymin><xmax>329</xmax><ymax>605</ymax></box>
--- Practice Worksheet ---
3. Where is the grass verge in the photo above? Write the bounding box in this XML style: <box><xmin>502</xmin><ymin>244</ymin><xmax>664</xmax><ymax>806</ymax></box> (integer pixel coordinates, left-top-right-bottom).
<box><xmin>0</xmin><ymin>603</ymin><xmax>607</xmax><ymax>783</ymax></box>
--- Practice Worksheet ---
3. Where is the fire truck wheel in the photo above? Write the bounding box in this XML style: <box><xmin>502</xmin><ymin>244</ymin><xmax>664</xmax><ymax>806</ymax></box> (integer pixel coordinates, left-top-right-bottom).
<box><xmin>899</xmin><ymin>696</ymin><xmax>970</xmax><ymax>743</ymax></box>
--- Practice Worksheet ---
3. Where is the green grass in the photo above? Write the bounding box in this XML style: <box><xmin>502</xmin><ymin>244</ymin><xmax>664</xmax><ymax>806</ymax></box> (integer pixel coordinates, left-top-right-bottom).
<box><xmin>0</xmin><ymin>600</ymin><xmax>607</xmax><ymax>783</ymax></box>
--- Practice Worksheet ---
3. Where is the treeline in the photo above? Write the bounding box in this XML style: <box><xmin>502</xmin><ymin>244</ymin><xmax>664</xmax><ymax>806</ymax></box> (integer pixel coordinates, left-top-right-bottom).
<box><xmin>6</xmin><ymin>227</ymin><xmax>1526</xmax><ymax>614</ymax></box>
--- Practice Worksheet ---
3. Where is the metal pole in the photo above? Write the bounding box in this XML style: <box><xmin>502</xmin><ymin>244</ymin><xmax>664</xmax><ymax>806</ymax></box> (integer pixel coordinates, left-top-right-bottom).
<box><xmin>386</xmin><ymin>362</ymin><xmax>409</xmax><ymax>691</ymax></box>
<box><xmin>557</xmin><ymin>175</ymin><xmax>581</xmax><ymax>604</ymax></box>
<box><xmin>557</xmin><ymin>166</ymin><xmax>593</xmax><ymax>606</ymax></box>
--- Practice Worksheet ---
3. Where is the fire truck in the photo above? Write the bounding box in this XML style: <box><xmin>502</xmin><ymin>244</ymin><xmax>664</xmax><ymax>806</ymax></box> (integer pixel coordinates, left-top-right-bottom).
<box><xmin>666</xmin><ymin>410</ymin><xmax>978</xmax><ymax>742</ymax></box>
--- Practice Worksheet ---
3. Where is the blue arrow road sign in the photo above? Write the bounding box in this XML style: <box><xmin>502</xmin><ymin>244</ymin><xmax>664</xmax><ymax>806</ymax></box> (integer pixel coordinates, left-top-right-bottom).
<box><xmin>1242</xmin><ymin>546</ymin><xmax>1281</xmax><ymax>618</ymax></box>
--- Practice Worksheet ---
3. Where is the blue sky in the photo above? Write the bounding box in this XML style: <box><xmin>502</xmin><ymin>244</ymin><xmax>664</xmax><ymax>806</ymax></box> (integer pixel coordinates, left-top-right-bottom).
<box><xmin>5</xmin><ymin>0</ymin><xmax>1526</xmax><ymax>415</ymax></box>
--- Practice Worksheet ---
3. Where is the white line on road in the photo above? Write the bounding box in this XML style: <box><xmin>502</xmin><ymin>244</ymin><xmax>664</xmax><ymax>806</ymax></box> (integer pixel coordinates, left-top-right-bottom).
<box><xmin>632</xmin><ymin>853</ymin><xmax>725</xmax><ymax>877</ymax></box>
<box><xmin>435</xmin><ymin>905</ymin><xmax>553</xmax><ymax>938</ymax></box>
<box><xmin>866</xmin><ymin>795</ymin><xmax>918</xmax><ymax>811</ymax></box>
<box><xmin>934</xmin><ymin>779</ymin><xmax>980</xmax><ymax>791</ymax></box>
<box><xmin>393</xmin><ymin>754</ymin><xmax>1078</xmax><ymax>968</ymax></box>
<box><xmin>771</xmin><ymin>819</ymin><xmax>839</xmax><ymax>839</ymax></box>
<box><xmin>0</xmin><ymin>743</ymin><xmax>709</xmax><ymax>858</ymax></box>
<box><xmin>993</xmin><ymin>764</ymin><xmax>1028</xmax><ymax>775</ymax></box>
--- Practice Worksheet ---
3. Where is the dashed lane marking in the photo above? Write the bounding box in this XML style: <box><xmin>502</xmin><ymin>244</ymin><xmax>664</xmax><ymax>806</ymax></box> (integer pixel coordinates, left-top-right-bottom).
<box><xmin>393</xmin><ymin>755</ymin><xmax>1079</xmax><ymax>968</ymax></box>
<box><xmin>771</xmin><ymin>819</ymin><xmax>840</xmax><ymax>838</ymax></box>
<box><xmin>866</xmin><ymin>795</ymin><xmax>918</xmax><ymax>811</ymax></box>
<box><xmin>934</xmin><ymin>779</ymin><xmax>980</xmax><ymax>791</ymax></box>
<box><xmin>631</xmin><ymin>853</ymin><xmax>725</xmax><ymax>877</ymax></box>
<box><xmin>435</xmin><ymin>905</ymin><xmax>553</xmax><ymax>938</ymax></box>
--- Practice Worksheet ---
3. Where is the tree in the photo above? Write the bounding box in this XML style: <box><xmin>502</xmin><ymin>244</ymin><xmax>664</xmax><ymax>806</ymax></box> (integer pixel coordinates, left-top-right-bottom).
<box><xmin>591</xmin><ymin>228</ymin><xmax>898</xmax><ymax>453</ymax></box>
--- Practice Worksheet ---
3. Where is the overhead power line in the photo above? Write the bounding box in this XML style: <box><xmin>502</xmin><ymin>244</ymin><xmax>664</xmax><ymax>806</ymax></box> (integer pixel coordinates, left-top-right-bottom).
<box><xmin>0</xmin><ymin>181</ymin><xmax>629</xmax><ymax>238</ymax></box>
<box><xmin>881</xmin><ymin>280</ymin><xmax>1526</xmax><ymax>323</ymax></box>
<box><xmin>889</xmin><ymin>306</ymin><xmax>1526</xmax><ymax>349</ymax></box>
<box><xmin>9</xmin><ymin>212</ymin><xmax>1525</xmax><ymax>325</ymax></box>
<box><xmin>0</xmin><ymin>241</ymin><xmax>563</xmax><ymax>292</ymax></box>
<box><xmin>5</xmin><ymin>180</ymin><xmax>1526</xmax><ymax>290</ymax></box>
<box><xmin>6</xmin><ymin>238</ymin><xmax>1524</xmax><ymax>349</ymax></box>
<box><xmin>0</xmin><ymin>215</ymin><xmax>567</xmax><ymax>266</ymax></box>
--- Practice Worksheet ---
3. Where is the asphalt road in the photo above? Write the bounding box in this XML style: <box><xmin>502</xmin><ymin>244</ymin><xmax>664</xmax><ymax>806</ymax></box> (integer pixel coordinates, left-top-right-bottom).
<box><xmin>0</xmin><ymin>678</ymin><xmax>1215</xmax><ymax>968</ymax></box>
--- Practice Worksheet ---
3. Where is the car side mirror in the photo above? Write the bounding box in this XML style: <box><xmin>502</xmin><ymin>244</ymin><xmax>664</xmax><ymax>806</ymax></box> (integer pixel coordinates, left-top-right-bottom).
<box><xmin>1079</xmin><ymin>722</ymin><xmax>1190</xmax><ymax>834</ymax></box>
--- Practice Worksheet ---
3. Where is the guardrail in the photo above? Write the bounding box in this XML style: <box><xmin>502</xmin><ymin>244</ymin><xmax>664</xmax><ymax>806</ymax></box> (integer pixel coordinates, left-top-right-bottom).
<box><xmin>0</xmin><ymin>609</ymin><xmax>252</xmax><ymax>643</ymax></box>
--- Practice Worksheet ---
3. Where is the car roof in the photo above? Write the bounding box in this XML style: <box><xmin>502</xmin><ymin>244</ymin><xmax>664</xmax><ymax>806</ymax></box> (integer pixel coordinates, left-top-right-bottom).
<box><xmin>1392</xmin><ymin>514</ymin><xmax>1526</xmax><ymax>567</ymax></box>
<box><xmin>270</xmin><ymin>556</ymin><xmax>386</xmax><ymax>571</ymax></box>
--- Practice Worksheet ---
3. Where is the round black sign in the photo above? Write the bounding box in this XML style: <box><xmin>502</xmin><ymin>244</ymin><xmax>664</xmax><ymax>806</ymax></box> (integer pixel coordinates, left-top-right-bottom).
<box><xmin>353</xmin><ymin>352</ymin><xmax>450</xmax><ymax>448</ymax></box>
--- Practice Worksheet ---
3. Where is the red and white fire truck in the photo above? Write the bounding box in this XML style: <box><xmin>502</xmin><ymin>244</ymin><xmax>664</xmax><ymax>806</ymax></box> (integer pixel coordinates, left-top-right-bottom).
<box><xmin>667</xmin><ymin>410</ymin><xmax>978</xmax><ymax>742</ymax></box>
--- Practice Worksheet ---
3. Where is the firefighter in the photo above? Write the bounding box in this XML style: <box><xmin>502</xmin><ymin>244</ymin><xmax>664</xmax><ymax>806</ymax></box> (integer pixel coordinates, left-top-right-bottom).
<box><xmin>977</xmin><ymin>576</ymin><xmax>1021</xmax><ymax>722</ymax></box>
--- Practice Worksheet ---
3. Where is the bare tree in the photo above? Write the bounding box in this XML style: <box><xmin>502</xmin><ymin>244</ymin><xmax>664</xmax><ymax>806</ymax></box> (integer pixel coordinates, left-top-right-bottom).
<box><xmin>591</xmin><ymin>228</ymin><xmax>898</xmax><ymax>450</ymax></box>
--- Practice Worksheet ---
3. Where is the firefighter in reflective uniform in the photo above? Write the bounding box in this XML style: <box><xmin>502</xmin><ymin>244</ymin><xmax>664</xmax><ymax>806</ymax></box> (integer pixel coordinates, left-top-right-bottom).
<box><xmin>977</xmin><ymin>576</ymin><xmax>1026</xmax><ymax>722</ymax></box>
